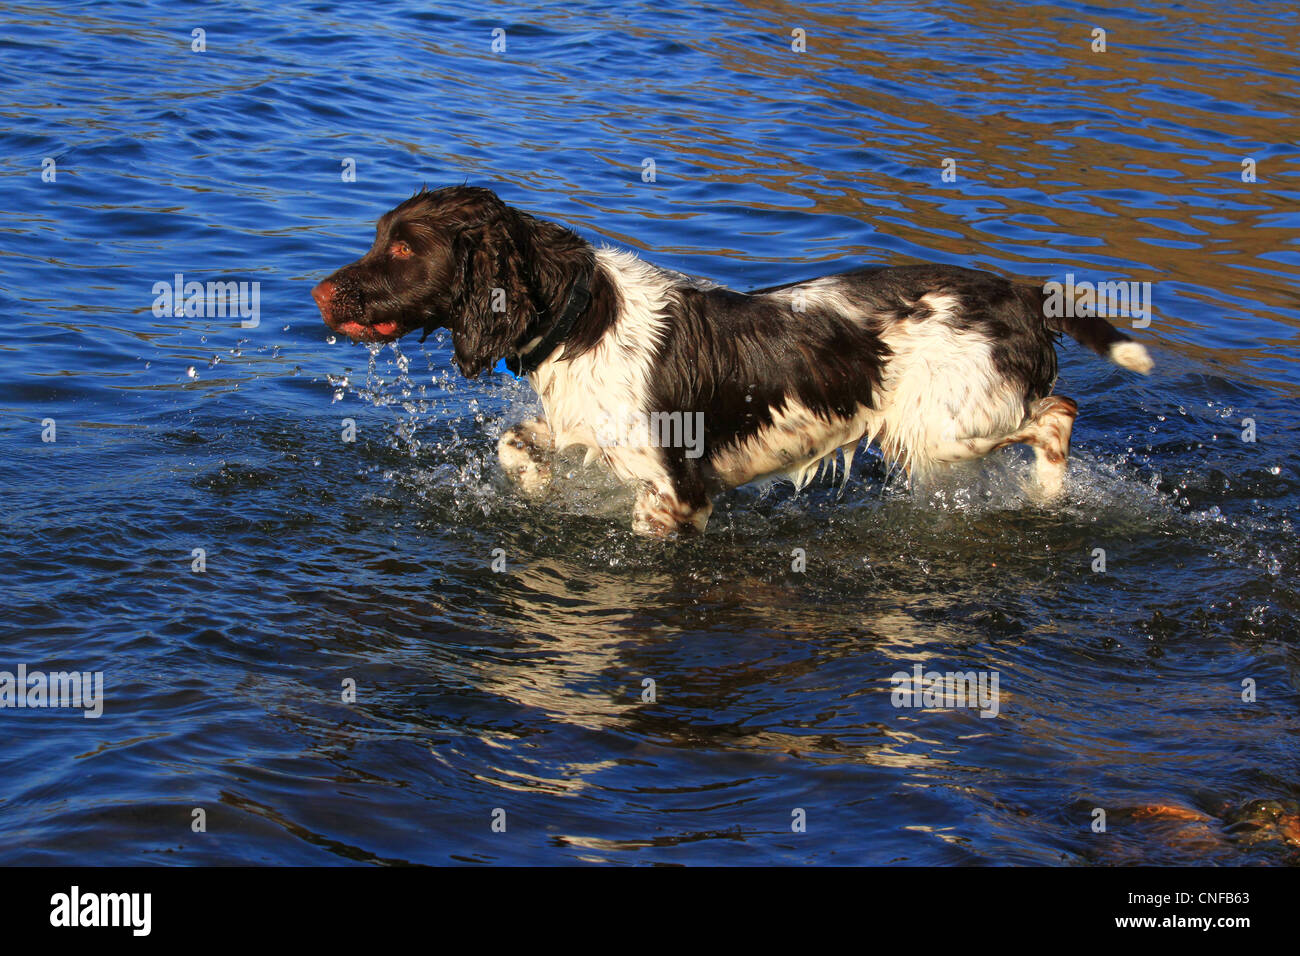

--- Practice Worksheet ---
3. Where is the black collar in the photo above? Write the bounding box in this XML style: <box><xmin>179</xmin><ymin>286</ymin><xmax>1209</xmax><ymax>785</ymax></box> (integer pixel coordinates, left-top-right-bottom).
<box><xmin>504</xmin><ymin>269</ymin><xmax>592</xmax><ymax>377</ymax></box>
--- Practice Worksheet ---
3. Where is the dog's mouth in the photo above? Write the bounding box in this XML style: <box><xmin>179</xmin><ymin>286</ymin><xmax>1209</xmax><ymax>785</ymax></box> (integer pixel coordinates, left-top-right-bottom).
<box><xmin>312</xmin><ymin>279</ymin><xmax>408</xmax><ymax>342</ymax></box>
<box><xmin>333</xmin><ymin>317</ymin><xmax>403</xmax><ymax>342</ymax></box>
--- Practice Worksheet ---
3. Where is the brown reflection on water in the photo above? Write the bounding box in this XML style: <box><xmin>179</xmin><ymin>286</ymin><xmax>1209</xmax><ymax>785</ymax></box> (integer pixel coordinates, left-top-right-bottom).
<box><xmin>587</xmin><ymin>1</ymin><xmax>1300</xmax><ymax>382</ymax></box>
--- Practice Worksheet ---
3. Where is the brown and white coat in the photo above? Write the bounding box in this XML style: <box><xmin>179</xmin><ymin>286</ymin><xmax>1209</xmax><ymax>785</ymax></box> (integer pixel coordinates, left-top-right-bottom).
<box><xmin>313</xmin><ymin>186</ymin><xmax>1153</xmax><ymax>536</ymax></box>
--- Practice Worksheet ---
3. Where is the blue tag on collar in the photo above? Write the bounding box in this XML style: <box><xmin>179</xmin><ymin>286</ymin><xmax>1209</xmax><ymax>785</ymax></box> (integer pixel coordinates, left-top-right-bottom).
<box><xmin>494</xmin><ymin>358</ymin><xmax>520</xmax><ymax>378</ymax></box>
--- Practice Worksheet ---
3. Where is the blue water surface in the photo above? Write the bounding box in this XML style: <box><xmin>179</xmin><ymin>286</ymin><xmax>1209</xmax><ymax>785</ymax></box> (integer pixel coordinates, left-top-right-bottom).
<box><xmin>1</xmin><ymin>0</ymin><xmax>1298</xmax><ymax>864</ymax></box>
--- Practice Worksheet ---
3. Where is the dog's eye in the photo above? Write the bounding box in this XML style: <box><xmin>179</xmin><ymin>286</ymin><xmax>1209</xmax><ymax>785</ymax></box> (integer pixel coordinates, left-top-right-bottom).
<box><xmin>389</xmin><ymin>240</ymin><xmax>413</xmax><ymax>259</ymax></box>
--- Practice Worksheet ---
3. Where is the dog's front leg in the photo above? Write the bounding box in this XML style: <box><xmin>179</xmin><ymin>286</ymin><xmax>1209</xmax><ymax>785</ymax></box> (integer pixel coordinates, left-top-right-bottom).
<box><xmin>498</xmin><ymin>417</ymin><xmax>555</xmax><ymax>495</ymax></box>
<box><xmin>632</xmin><ymin>479</ymin><xmax>713</xmax><ymax>537</ymax></box>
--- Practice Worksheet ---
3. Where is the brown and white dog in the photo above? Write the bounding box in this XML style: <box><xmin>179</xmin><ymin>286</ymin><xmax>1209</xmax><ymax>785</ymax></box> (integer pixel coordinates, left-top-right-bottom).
<box><xmin>313</xmin><ymin>186</ymin><xmax>1153</xmax><ymax>536</ymax></box>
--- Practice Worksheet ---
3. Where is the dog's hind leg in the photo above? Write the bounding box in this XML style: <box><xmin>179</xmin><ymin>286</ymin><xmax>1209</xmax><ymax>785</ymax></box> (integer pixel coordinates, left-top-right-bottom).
<box><xmin>498</xmin><ymin>417</ymin><xmax>555</xmax><ymax>495</ymax></box>
<box><xmin>1014</xmin><ymin>395</ymin><xmax>1078</xmax><ymax>499</ymax></box>
<box><xmin>923</xmin><ymin>395</ymin><xmax>1078</xmax><ymax>500</ymax></box>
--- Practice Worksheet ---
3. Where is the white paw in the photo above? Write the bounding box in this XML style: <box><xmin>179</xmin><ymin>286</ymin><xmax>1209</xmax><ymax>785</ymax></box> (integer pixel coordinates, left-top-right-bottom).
<box><xmin>498</xmin><ymin>431</ymin><xmax>552</xmax><ymax>496</ymax></box>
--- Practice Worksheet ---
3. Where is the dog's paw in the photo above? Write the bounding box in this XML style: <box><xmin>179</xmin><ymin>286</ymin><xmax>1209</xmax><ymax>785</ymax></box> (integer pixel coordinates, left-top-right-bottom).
<box><xmin>498</xmin><ymin>430</ymin><xmax>553</xmax><ymax>496</ymax></box>
<box><xmin>631</xmin><ymin>512</ymin><xmax>680</xmax><ymax>538</ymax></box>
<box><xmin>632</xmin><ymin>486</ymin><xmax>711</xmax><ymax>537</ymax></box>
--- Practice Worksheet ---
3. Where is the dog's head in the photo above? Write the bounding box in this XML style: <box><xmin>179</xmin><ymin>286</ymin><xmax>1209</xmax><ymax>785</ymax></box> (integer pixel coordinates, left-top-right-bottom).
<box><xmin>312</xmin><ymin>185</ymin><xmax>587</xmax><ymax>377</ymax></box>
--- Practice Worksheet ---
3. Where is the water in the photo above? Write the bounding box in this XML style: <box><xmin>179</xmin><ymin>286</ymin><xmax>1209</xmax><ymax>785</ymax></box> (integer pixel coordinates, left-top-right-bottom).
<box><xmin>1</xmin><ymin>0</ymin><xmax>1297</xmax><ymax>865</ymax></box>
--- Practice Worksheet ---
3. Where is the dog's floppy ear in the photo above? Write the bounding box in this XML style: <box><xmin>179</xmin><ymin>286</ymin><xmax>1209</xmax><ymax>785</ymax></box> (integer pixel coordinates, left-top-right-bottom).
<box><xmin>447</xmin><ymin>206</ymin><xmax>539</xmax><ymax>378</ymax></box>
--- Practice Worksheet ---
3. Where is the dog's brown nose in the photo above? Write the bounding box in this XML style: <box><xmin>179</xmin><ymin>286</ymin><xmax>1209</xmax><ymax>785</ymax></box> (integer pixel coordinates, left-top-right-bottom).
<box><xmin>312</xmin><ymin>280</ymin><xmax>335</xmax><ymax>315</ymax></box>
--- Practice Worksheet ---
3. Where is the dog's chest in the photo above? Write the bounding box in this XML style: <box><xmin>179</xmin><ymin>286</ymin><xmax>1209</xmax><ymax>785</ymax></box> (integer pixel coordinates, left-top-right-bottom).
<box><xmin>529</xmin><ymin>332</ymin><xmax>667</xmax><ymax>486</ymax></box>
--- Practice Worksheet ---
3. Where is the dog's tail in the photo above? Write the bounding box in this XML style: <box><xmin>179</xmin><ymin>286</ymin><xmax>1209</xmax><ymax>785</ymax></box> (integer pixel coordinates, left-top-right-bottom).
<box><xmin>1021</xmin><ymin>285</ymin><xmax>1154</xmax><ymax>374</ymax></box>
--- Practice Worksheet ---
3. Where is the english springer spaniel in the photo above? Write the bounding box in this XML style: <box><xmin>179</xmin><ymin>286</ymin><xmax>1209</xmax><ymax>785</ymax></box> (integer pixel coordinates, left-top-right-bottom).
<box><xmin>313</xmin><ymin>186</ymin><xmax>1153</xmax><ymax>536</ymax></box>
